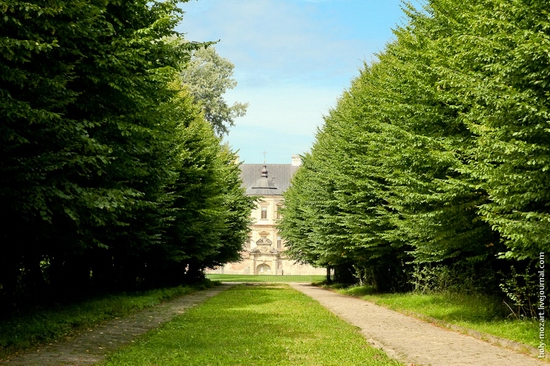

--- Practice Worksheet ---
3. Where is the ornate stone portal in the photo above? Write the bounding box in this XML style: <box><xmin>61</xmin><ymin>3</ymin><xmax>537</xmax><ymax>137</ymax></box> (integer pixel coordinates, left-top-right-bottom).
<box><xmin>249</xmin><ymin>232</ymin><xmax>280</xmax><ymax>274</ymax></box>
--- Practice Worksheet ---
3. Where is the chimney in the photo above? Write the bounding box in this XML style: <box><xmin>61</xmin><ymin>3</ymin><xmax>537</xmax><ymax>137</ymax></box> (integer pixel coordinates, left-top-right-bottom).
<box><xmin>291</xmin><ymin>154</ymin><xmax>302</xmax><ymax>166</ymax></box>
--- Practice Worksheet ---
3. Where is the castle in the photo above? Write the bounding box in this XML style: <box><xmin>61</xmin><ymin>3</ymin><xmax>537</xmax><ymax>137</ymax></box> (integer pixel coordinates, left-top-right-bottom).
<box><xmin>208</xmin><ymin>155</ymin><xmax>325</xmax><ymax>275</ymax></box>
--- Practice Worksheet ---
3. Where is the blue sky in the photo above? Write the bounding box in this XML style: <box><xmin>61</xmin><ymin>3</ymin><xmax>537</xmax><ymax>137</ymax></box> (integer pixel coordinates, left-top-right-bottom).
<box><xmin>178</xmin><ymin>0</ymin><xmax>411</xmax><ymax>164</ymax></box>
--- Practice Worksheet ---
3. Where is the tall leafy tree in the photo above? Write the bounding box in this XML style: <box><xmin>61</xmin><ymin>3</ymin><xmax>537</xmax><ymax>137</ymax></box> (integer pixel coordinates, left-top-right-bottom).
<box><xmin>279</xmin><ymin>154</ymin><xmax>322</xmax><ymax>267</ymax></box>
<box><xmin>374</xmin><ymin>3</ymin><xmax>499</xmax><ymax>267</ymax></box>
<box><xmin>214</xmin><ymin>145</ymin><xmax>256</xmax><ymax>268</ymax></box>
<box><xmin>422</xmin><ymin>0</ymin><xmax>550</xmax><ymax>261</ymax></box>
<box><xmin>152</xmin><ymin>86</ymin><xmax>254</xmax><ymax>284</ymax></box>
<box><xmin>179</xmin><ymin>46</ymin><xmax>248</xmax><ymax>135</ymax></box>
<box><xmin>280</xmin><ymin>0</ymin><xmax>502</xmax><ymax>291</ymax></box>
<box><xmin>0</xmin><ymin>0</ymin><xmax>203</xmax><ymax>299</ymax></box>
<box><xmin>281</xmin><ymin>71</ymin><xmax>413</xmax><ymax>289</ymax></box>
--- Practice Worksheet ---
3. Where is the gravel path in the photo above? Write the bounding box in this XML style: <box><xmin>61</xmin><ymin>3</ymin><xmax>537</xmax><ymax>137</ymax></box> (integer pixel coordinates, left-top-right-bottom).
<box><xmin>290</xmin><ymin>283</ymin><xmax>546</xmax><ymax>366</ymax></box>
<box><xmin>0</xmin><ymin>284</ymin><xmax>234</xmax><ymax>366</ymax></box>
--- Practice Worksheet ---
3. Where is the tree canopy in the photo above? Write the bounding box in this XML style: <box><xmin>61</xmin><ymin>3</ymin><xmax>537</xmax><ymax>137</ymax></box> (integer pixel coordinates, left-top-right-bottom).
<box><xmin>0</xmin><ymin>0</ymin><xmax>253</xmax><ymax>307</ymax></box>
<box><xmin>279</xmin><ymin>0</ymin><xmax>549</xmax><ymax>311</ymax></box>
<box><xmin>179</xmin><ymin>46</ymin><xmax>248</xmax><ymax>135</ymax></box>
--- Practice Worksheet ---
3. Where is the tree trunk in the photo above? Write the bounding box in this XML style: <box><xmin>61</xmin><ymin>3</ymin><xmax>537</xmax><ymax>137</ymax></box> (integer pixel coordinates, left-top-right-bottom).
<box><xmin>326</xmin><ymin>267</ymin><xmax>332</xmax><ymax>284</ymax></box>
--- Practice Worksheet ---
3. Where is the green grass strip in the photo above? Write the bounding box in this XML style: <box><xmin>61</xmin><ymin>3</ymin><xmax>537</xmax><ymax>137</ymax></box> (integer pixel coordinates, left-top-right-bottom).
<box><xmin>101</xmin><ymin>284</ymin><xmax>401</xmax><ymax>366</ymax></box>
<box><xmin>0</xmin><ymin>285</ymin><xmax>204</xmax><ymax>358</ymax></box>
<box><xmin>206</xmin><ymin>274</ymin><xmax>326</xmax><ymax>283</ymax></box>
<box><xmin>338</xmin><ymin>286</ymin><xmax>543</xmax><ymax>349</ymax></box>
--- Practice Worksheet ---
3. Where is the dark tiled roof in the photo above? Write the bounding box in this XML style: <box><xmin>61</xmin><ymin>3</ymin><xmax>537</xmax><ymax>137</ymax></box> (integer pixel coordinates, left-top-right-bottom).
<box><xmin>240</xmin><ymin>164</ymin><xmax>299</xmax><ymax>196</ymax></box>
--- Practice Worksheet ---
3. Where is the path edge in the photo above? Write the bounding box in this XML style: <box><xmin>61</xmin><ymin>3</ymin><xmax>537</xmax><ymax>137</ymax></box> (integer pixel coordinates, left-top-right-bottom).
<box><xmin>289</xmin><ymin>283</ymin><xmax>548</xmax><ymax>365</ymax></box>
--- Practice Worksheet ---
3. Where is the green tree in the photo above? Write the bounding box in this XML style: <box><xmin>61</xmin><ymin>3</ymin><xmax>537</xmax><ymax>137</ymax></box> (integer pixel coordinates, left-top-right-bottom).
<box><xmin>422</xmin><ymin>0</ymin><xmax>550</xmax><ymax>261</ymax></box>
<box><xmin>284</xmin><ymin>0</ymin><xmax>548</xmax><ymax>303</ymax></box>
<box><xmin>281</xmin><ymin>75</ymin><xmax>413</xmax><ymax>289</ymax></box>
<box><xmin>159</xmin><ymin>90</ymin><xmax>254</xmax><ymax>283</ymax></box>
<box><xmin>375</xmin><ymin>3</ymin><xmax>499</xmax><ymax>268</ymax></box>
<box><xmin>0</xmin><ymin>0</ymin><xmax>201</xmax><ymax>299</ymax></box>
<box><xmin>280</xmin><ymin>0</ymin><xmax>499</xmax><ymax>291</ymax></box>
<box><xmin>214</xmin><ymin>145</ymin><xmax>256</xmax><ymax>268</ymax></box>
<box><xmin>179</xmin><ymin>46</ymin><xmax>248</xmax><ymax>135</ymax></box>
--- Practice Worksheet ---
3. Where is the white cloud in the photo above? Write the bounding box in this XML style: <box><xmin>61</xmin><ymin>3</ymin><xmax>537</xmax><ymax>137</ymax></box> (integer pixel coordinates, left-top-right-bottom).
<box><xmin>178</xmin><ymin>0</ymin><xmax>403</xmax><ymax>163</ymax></box>
<box><xmin>180</xmin><ymin>0</ymin><xmax>374</xmax><ymax>88</ymax></box>
<box><xmin>223</xmin><ymin>85</ymin><xmax>338</xmax><ymax>163</ymax></box>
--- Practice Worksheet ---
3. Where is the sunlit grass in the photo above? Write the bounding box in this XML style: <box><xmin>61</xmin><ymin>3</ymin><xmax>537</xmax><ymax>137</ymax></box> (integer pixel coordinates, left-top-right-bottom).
<box><xmin>338</xmin><ymin>286</ymin><xmax>542</xmax><ymax>349</ymax></box>
<box><xmin>206</xmin><ymin>274</ymin><xmax>325</xmax><ymax>283</ymax></box>
<box><xmin>101</xmin><ymin>284</ymin><xmax>401</xmax><ymax>366</ymax></box>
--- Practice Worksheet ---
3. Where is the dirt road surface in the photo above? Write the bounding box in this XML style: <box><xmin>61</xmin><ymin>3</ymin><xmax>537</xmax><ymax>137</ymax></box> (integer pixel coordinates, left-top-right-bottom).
<box><xmin>290</xmin><ymin>283</ymin><xmax>546</xmax><ymax>366</ymax></box>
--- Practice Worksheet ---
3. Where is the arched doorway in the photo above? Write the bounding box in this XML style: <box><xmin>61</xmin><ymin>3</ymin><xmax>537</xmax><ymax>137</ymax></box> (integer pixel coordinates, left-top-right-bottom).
<box><xmin>256</xmin><ymin>263</ymin><xmax>271</xmax><ymax>275</ymax></box>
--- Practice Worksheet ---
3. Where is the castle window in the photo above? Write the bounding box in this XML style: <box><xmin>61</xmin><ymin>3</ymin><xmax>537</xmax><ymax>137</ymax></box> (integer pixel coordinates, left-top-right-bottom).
<box><xmin>261</xmin><ymin>206</ymin><xmax>268</xmax><ymax>220</ymax></box>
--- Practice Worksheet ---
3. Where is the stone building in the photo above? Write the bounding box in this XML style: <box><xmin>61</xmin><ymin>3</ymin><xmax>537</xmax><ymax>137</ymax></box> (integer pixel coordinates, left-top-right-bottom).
<box><xmin>208</xmin><ymin>155</ymin><xmax>325</xmax><ymax>276</ymax></box>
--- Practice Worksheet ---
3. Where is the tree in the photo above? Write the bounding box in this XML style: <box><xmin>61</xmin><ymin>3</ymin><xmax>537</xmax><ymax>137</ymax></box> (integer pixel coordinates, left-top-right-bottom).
<box><xmin>281</xmin><ymin>72</ymin><xmax>414</xmax><ymax>289</ymax></box>
<box><xmin>0</xmin><ymin>0</ymin><xmax>203</xmax><ymax>300</ymax></box>
<box><xmin>127</xmin><ymin>83</ymin><xmax>252</xmax><ymax>285</ymax></box>
<box><xmin>374</xmin><ymin>2</ymin><xmax>499</xmax><ymax>268</ymax></box>
<box><xmin>422</xmin><ymin>0</ymin><xmax>550</xmax><ymax>261</ymax></box>
<box><xmin>280</xmin><ymin>0</ymin><xmax>500</xmax><ymax>291</ymax></box>
<box><xmin>179</xmin><ymin>46</ymin><xmax>248</xmax><ymax>135</ymax></box>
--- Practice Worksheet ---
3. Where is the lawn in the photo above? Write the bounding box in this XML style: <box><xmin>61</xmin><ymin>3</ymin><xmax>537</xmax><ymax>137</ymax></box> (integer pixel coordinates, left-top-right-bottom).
<box><xmin>101</xmin><ymin>284</ymin><xmax>401</xmax><ymax>366</ymax></box>
<box><xmin>337</xmin><ymin>286</ymin><xmax>543</xmax><ymax>350</ymax></box>
<box><xmin>206</xmin><ymin>274</ymin><xmax>326</xmax><ymax>283</ymax></box>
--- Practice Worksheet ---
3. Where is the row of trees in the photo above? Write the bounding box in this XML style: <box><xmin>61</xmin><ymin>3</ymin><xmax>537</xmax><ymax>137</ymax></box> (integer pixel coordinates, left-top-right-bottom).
<box><xmin>280</xmin><ymin>0</ymin><xmax>549</xmax><ymax>315</ymax></box>
<box><xmin>0</xmin><ymin>0</ymin><xmax>253</xmax><ymax>307</ymax></box>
